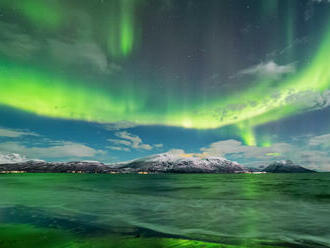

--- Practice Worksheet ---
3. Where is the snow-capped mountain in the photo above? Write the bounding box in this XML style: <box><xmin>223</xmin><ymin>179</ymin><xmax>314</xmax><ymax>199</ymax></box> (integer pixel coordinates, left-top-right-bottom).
<box><xmin>0</xmin><ymin>153</ymin><xmax>318</xmax><ymax>174</ymax></box>
<box><xmin>0</xmin><ymin>160</ymin><xmax>110</xmax><ymax>173</ymax></box>
<box><xmin>0</xmin><ymin>152</ymin><xmax>245</xmax><ymax>174</ymax></box>
<box><xmin>111</xmin><ymin>152</ymin><xmax>246</xmax><ymax>173</ymax></box>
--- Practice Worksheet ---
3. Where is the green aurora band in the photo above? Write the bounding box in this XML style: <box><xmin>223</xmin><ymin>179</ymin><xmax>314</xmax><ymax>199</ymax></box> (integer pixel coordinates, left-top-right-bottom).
<box><xmin>1</xmin><ymin>24</ymin><xmax>330</xmax><ymax>145</ymax></box>
<box><xmin>0</xmin><ymin>0</ymin><xmax>63</xmax><ymax>29</ymax></box>
<box><xmin>107</xmin><ymin>0</ymin><xmax>140</xmax><ymax>58</ymax></box>
<box><xmin>0</xmin><ymin>1</ymin><xmax>329</xmax><ymax>146</ymax></box>
<box><xmin>0</xmin><ymin>0</ymin><xmax>140</xmax><ymax>57</ymax></box>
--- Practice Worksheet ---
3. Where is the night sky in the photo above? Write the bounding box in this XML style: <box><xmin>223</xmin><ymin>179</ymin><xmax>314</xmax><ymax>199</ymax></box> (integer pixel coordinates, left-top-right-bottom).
<box><xmin>0</xmin><ymin>0</ymin><xmax>329</xmax><ymax>170</ymax></box>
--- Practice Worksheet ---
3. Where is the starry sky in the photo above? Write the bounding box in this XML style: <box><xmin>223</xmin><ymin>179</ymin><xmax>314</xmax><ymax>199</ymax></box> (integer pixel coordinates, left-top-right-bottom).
<box><xmin>0</xmin><ymin>0</ymin><xmax>329</xmax><ymax>170</ymax></box>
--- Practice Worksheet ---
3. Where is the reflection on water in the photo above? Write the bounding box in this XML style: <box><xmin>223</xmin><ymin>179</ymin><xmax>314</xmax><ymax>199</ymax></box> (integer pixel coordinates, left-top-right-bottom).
<box><xmin>0</xmin><ymin>173</ymin><xmax>330</xmax><ymax>247</ymax></box>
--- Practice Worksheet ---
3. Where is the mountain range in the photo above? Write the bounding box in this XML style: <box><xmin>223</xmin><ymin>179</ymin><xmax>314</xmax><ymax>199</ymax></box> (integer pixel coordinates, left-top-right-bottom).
<box><xmin>0</xmin><ymin>153</ymin><xmax>316</xmax><ymax>174</ymax></box>
<box><xmin>111</xmin><ymin>153</ymin><xmax>245</xmax><ymax>173</ymax></box>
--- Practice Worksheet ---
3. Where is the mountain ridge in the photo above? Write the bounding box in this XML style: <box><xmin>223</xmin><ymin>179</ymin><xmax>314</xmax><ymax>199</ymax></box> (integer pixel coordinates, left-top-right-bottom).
<box><xmin>0</xmin><ymin>153</ymin><xmax>317</xmax><ymax>174</ymax></box>
<box><xmin>111</xmin><ymin>153</ymin><xmax>245</xmax><ymax>173</ymax></box>
<box><xmin>0</xmin><ymin>152</ymin><xmax>245</xmax><ymax>174</ymax></box>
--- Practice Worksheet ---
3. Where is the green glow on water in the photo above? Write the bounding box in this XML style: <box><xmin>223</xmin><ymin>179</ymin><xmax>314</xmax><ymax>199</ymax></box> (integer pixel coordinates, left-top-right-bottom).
<box><xmin>1</xmin><ymin>173</ymin><xmax>329</xmax><ymax>248</ymax></box>
<box><xmin>0</xmin><ymin>224</ymin><xmax>287</xmax><ymax>248</ymax></box>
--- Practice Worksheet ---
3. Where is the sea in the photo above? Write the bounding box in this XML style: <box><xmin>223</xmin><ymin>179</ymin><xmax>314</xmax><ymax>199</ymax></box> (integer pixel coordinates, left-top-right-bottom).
<box><xmin>0</xmin><ymin>173</ymin><xmax>329</xmax><ymax>248</ymax></box>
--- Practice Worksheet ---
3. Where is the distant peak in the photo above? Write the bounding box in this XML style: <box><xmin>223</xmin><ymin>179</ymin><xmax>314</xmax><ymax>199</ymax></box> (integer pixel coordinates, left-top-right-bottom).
<box><xmin>263</xmin><ymin>160</ymin><xmax>315</xmax><ymax>173</ymax></box>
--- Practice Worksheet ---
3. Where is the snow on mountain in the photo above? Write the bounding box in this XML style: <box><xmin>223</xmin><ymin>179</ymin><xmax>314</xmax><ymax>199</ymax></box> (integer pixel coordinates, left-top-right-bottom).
<box><xmin>112</xmin><ymin>152</ymin><xmax>246</xmax><ymax>173</ymax></box>
<box><xmin>0</xmin><ymin>152</ymin><xmax>246</xmax><ymax>173</ymax></box>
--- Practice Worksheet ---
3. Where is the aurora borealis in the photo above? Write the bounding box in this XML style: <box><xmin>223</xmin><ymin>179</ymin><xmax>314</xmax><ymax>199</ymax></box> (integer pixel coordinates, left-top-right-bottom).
<box><xmin>0</xmin><ymin>0</ymin><xmax>330</xmax><ymax>169</ymax></box>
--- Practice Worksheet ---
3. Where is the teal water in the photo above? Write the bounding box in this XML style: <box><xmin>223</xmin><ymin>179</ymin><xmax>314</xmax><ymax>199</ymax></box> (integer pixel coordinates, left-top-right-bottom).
<box><xmin>0</xmin><ymin>173</ymin><xmax>329</xmax><ymax>248</ymax></box>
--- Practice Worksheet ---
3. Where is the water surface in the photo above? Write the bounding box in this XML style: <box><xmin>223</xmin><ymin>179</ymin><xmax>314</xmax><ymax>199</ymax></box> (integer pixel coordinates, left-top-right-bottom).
<box><xmin>0</xmin><ymin>173</ymin><xmax>329</xmax><ymax>248</ymax></box>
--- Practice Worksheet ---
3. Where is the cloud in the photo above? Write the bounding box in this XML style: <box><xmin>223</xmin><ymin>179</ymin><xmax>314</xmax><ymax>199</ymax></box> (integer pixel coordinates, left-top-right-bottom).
<box><xmin>211</xmin><ymin>89</ymin><xmax>330</xmax><ymax>126</ymax></box>
<box><xmin>200</xmin><ymin>139</ymin><xmax>290</xmax><ymax>161</ymax></box>
<box><xmin>107</xmin><ymin>139</ymin><xmax>132</xmax><ymax>147</ymax></box>
<box><xmin>312</xmin><ymin>0</ymin><xmax>330</xmax><ymax>3</ymax></box>
<box><xmin>0</xmin><ymin>21</ymin><xmax>122</xmax><ymax>75</ymax></box>
<box><xmin>0</xmin><ymin>127</ymin><xmax>106</xmax><ymax>161</ymax></box>
<box><xmin>106</xmin><ymin>146</ymin><xmax>130</xmax><ymax>152</ymax></box>
<box><xmin>308</xmin><ymin>134</ymin><xmax>330</xmax><ymax>148</ymax></box>
<box><xmin>199</xmin><ymin>136</ymin><xmax>330</xmax><ymax>171</ymax></box>
<box><xmin>200</xmin><ymin>139</ymin><xmax>244</xmax><ymax>156</ymax></box>
<box><xmin>0</xmin><ymin>153</ymin><xmax>27</xmax><ymax>164</ymax></box>
<box><xmin>107</xmin><ymin>131</ymin><xmax>162</xmax><ymax>151</ymax></box>
<box><xmin>48</xmin><ymin>39</ymin><xmax>122</xmax><ymax>74</ymax></box>
<box><xmin>266</xmin><ymin>37</ymin><xmax>309</xmax><ymax>60</ymax></box>
<box><xmin>0</xmin><ymin>141</ymin><xmax>104</xmax><ymax>159</ymax></box>
<box><xmin>167</xmin><ymin>149</ymin><xmax>186</xmax><ymax>155</ymax></box>
<box><xmin>298</xmin><ymin>151</ymin><xmax>330</xmax><ymax>171</ymax></box>
<box><xmin>164</xmin><ymin>149</ymin><xmax>214</xmax><ymax>159</ymax></box>
<box><xmin>0</xmin><ymin>127</ymin><xmax>39</xmax><ymax>138</ymax></box>
<box><xmin>0</xmin><ymin>21</ymin><xmax>40</xmax><ymax>59</ymax></box>
<box><xmin>285</xmin><ymin>90</ymin><xmax>330</xmax><ymax>110</ymax></box>
<box><xmin>115</xmin><ymin>131</ymin><xmax>152</xmax><ymax>150</ymax></box>
<box><xmin>236</xmin><ymin>61</ymin><xmax>296</xmax><ymax>80</ymax></box>
<box><xmin>103</xmin><ymin>121</ymin><xmax>138</xmax><ymax>131</ymax></box>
